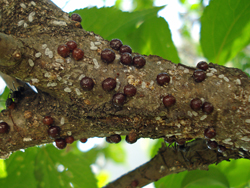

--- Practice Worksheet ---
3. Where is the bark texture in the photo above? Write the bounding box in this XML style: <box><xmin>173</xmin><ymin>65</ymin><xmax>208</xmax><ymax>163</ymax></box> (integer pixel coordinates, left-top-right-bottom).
<box><xmin>1</xmin><ymin>0</ymin><xmax>250</xmax><ymax>187</ymax></box>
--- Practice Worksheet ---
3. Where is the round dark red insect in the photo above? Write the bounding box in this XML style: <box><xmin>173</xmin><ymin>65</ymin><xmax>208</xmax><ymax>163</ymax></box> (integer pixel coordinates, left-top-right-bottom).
<box><xmin>80</xmin><ymin>77</ymin><xmax>95</xmax><ymax>91</ymax></box>
<box><xmin>204</xmin><ymin>127</ymin><xmax>216</xmax><ymax>139</ymax></box>
<box><xmin>0</xmin><ymin>122</ymin><xmax>10</xmax><ymax>134</ymax></box>
<box><xmin>101</xmin><ymin>49</ymin><xmax>116</xmax><ymax>63</ymax></box>
<box><xmin>190</xmin><ymin>98</ymin><xmax>202</xmax><ymax>111</ymax></box>
<box><xmin>156</xmin><ymin>73</ymin><xmax>170</xmax><ymax>86</ymax></box>
<box><xmin>163</xmin><ymin>94</ymin><xmax>176</xmax><ymax>108</ymax></box>
<box><xmin>55</xmin><ymin>138</ymin><xmax>67</xmax><ymax>149</ymax></box>
<box><xmin>57</xmin><ymin>44</ymin><xmax>70</xmax><ymax>58</ymax></box>
<box><xmin>110</xmin><ymin>39</ymin><xmax>123</xmax><ymax>50</ymax></box>
<box><xmin>133</xmin><ymin>55</ymin><xmax>146</xmax><ymax>69</ymax></box>
<box><xmin>71</xmin><ymin>13</ymin><xmax>82</xmax><ymax>22</ymax></box>
<box><xmin>193</xmin><ymin>69</ymin><xmax>206</xmax><ymax>82</ymax></box>
<box><xmin>124</xmin><ymin>84</ymin><xmax>137</xmax><ymax>97</ymax></box>
<box><xmin>102</xmin><ymin>78</ymin><xmax>116</xmax><ymax>91</ymax></box>
<box><xmin>120</xmin><ymin>45</ymin><xmax>132</xmax><ymax>54</ymax></box>
<box><xmin>197</xmin><ymin>61</ymin><xmax>208</xmax><ymax>71</ymax></box>
<box><xmin>112</xmin><ymin>93</ymin><xmax>126</xmax><ymax>107</ymax></box>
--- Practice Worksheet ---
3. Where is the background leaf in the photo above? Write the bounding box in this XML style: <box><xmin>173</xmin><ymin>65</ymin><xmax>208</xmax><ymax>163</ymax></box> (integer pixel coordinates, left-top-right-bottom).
<box><xmin>0</xmin><ymin>144</ymin><xmax>98</xmax><ymax>188</ymax></box>
<box><xmin>154</xmin><ymin>171</ymin><xmax>187</xmax><ymax>188</ymax></box>
<box><xmin>200</xmin><ymin>0</ymin><xmax>250</xmax><ymax>65</ymax></box>
<box><xmin>71</xmin><ymin>7</ymin><xmax>180</xmax><ymax>63</ymax></box>
<box><xmin>181</xmin><ymin>167</ymin><xmax>230</xmax><ymax>188</ymax></box>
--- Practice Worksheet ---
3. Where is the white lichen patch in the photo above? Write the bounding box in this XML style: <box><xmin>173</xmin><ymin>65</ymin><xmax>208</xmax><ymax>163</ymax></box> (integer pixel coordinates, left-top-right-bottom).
<box><xmin>23</xmin><ymin>22</ymin><xmax>28</xmax><ymax>28</ymax></box>
<box><xmin>60</xmin><ymin>117</ymin><xmax>65</xmax><ymax>125</ymax></box>
<box><xmin>67</xmin><ymin>131</ymin><xmax>72</xmax><ymax>136</ymax></box>
<box><xmin>55</xmin><ymin>59</ymin><xmax>64</xmax><ymax>63</ymax></box>
<box><xmin>93</xmin><ymin>58</ymin><xmax>100</xmax><ymax>69</ymax></box>
<box><xmin>115</xmin><ymin>131</ymin><xmax>122</xmax><ymax>134</ymax></box>
<box><xmin>45</xmin><ymin>48</ymin><xmax>50</xmax><ymax>55</ymax></box>
<box><xmin>28</xmin><ymin>12</ymin><xmax>35</xmax><ymax>22</ymax></box>
<box><xmin>18</xmin><ymin>20</ymin><xmax>25</xmax><ymax>26</ymax></box>
<box><xmin>209</xmin><ymin>68</ymin><xmax>217</xmax><ymax>73</ymax></box>
<box><xmin>44</xmin><ymin>72</ymin><xmax>51</xmax><ymax>78</ymax></box>
<box><xmin>223</xmin><ymin>77</ymin><xmax>229</xmax><ymax>82</ymax></box>
<box><xmin>240</xmin><ymin>136</ymin><xmax>250</xmax><ymax>142</ymax></box>
<box><xmin>95</xmin><ymin>35</ymin><xmax>102</xmax><ymax>41</ymax></box>
<box><xmin>178</xmin><ymin>66</ymin><xmax>184</xmax><ymax>70</ymax></box>
<box><xmin>187</xmin><ymin>111</ymin><xmax>193</xmax><ymax>117</ymax></box>
<box><xmin>52</xmin><ymin>20</ymin><xmax>67</xmax><ymax>26</ymax></box>
<box><xmin>28</xmin><ymin>59</ymin><xmax>34</xmax><ymax>67</ymax></box>
<box><xmin>47</xmin><ymin>82</ymin><xmax>57</xmax><ymax>87</ymax></box>
<box><xmin>141</xmin><ymin>81</ymin><xmax>146</xmax><ymax>89</ymax></box>
<box><xmin>218</xmin><ymin>74</ymin><xmax>224</xmax><ymax>78</ymax></box>
<box><xmin>157</xmin><ymin>61</ymin><xmax>161</xmax><ymax>65</ymax></box>
<box><xmin>75</xmin><ymin>88</ymin><xmax>82</xmax><ymax>96</ymax></box>
<box><xmin>234</xmin><ymin>79</ymin><xmax>241</xmax><ymax>85</ymax></box>
<box><xmin>23</xmin><ymin>137</ymin><xmax>32</xmax><ymax>142</ymax></box>
<box><xmin>200</xmin><ymin>98</ymin><xmax>205</xmax><ymax>103</ymax></box>
<box><xmin>48</xmin><ymin>51</ymin><xmax>53</xmax><ymax>58</ymax></box>
<box><xmin>175</xmin><ymin>123</ymin><xmax>181</xmax><ymax>128</ymax></box>
<box><xmin>200</xmin><ymin>115</ymin><xmax>207</xmax><ymax>121</ymax></box>
<box><xmin>20</xmin><ymin>3</ymin><xmax>26</xmax><ymax>9</ymax></box>
<box><xmin>90</xmin><ymin>46</ymin><xmax>98</xmax><ymax>50</ymax></box>
<box><xmin>184</xmin><ymin>69</ymin><xmax>189</xmax><ymax>73</ymax></box>
<box><xmin>206</xmin><ymin>72</ymin><xmax>213</xmax><ymax>77</ymax></box>
<box><xmin>115</xmin><ymin>54</ymin><xmax>121</xmax><ymax>60</ymax></box>
<box><xmin>30</xmin><ymin>1</ymin><xmax>36</xmax><ymax>6</ymax></box>
<box><xmin>35</xmin><ymin>52</ymin><xmax>42</xmax><ymax>58</ymax></box>
<box><xmin>94</xmin><ymin>42</ymin><xmax>101</xmax><ymax>46</ymax></box>
<box><xmin>31</xmin><ymin>78</ymin><xmax>39</xmax><ymax>84</ymax></box>
<box><xmin>42</xmin><ymin>44</ymin><xmax>47</xmax><ymax>49</ymax></box>
<box><xmin>245</xmin><ymin>119</ymin><xmax>250</xmax><ymax>123</ymax></box>
<box><xmin>155</xmin><ymin>117</ymin><xmax>162</xmax><ymax>121</ymax></box>
<box><xmin>115</xmin><ymin>78</ymin><xmax>120</xmax><ymax>91</ymax></box>
<box><xmin>66</xmin><ymin>57</ymin><xmax>72</xmax><ymax>64</ymax></box>
<box><xmin>64</xmin><ymin>87</ymin><xmax>71</xmax><ymax>92</ymax></box>
<box><xmin>78</xmin><ymin>74</ymin><xmax>85</xmax><ymax>80</ymax></box>
<box><xmin>192</xmin><ymin>111</ymin><xmax>198</xmax><ymax>116</ymax></box>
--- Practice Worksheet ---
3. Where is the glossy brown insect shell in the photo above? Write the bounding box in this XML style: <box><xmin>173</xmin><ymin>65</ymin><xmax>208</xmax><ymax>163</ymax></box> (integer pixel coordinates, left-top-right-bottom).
<box><xmin>124</xmin><ymin>84</ymin><xmax>137</xmax><ymax>97</ymax></box>
<box><xmin>66</xmin><ymin>40</ymin><xmax>77</xmax><ymax>51</ymax></box>
<box><xmin>80</xmin><ymin>77</ymin><xmax>95</xmax><ymax>91</ymax></box>
<box><xmin>71</xmin><ymin>13</ymin><xmax>82</xmax><ymax>22</ymax></box>
<box><xmin>156</xmin><ymin>73</ymin><xmax>170</xmax><ymax>86</ymax></box>
<box><xmin>120</xmin><ymin>52</ymin><xmax>133</xmax><ymax>65</ymax></box>
<box><xmin>197</xmin><ymin>61</ymin><xmax>209</xmax><ymax>71</ymax></box>
<box><xmin>204</xmin><ymin>127</ymin><xmax>216</xmax><ymax>139</ymax></box>
<box><xmin>101</xmin><ymin>49</ymin><xmax>116</xmax><ymax>63</ymax></box>
<box><xmin>120</xmin><ymin>45</ymin><xmax>132</xmax><ymax>54</ymax></box>
<box><xmin>80</xmin><ymin>138</ymin><xmax>88</xmax><ymax>143</ymax></box>
<box><xmin>202</xmin><ymin>102</ymin><xmax>214</xmax><ymax>114</ymax></box>
<box><xmin>48</xmin><ymin>126</ymin><xmax>61</xmax><ymax>138</ymax></box>
<box><xmin>43</xmin><ymin>116</ymin><xmax>54</xmax><ymax>126</ymax></box>
<box><xmin>55</xmin><ymin>138</ymin><xmax>67</xmax><ymax>149</ymax></box>
<box><xmin>110</xmin><ymin>39</ymin><xmax>123</xmax><ymax>50</ymax></box>
<box><xmin>0</xmin><ymin>122</ymin><xmax>10</xmax><ymax>134</ymax></box>
<box><xmin>112</xmin><ymin>93</ymin><xmax>126</xmax><ymax>107</ymax></box>
<box><xmin>65</xmin><ymin>136</ymin><xmax>75</xmax><ymax>144</ymax></box>
<box><xmin>193</xmin><ymin>69</ymin><xmax>206</xmax><ymax>82</ymax></box>
<box><xmin>72</xmin><ymin>48</ymin><xmax>84</xmax><ymax>61</ymax></box>
<box><xmin>57</xmin><ymin>44</ymin><xmax>70</xmax><ymax>58</ymax></box>
<box><xmin>102</xmin><ymin>78</ymin><xmax>116</xmax><ymax>91</ymax></box>
<box><xmin>190</xmin><ymin>98</ymin><xmax>202</xmax><ymax>111</ymax></box>
<box><xmin>126</xmin><ymin>131</ymin><xmax>137</xmax><ymax>144</ymax></box>
<box><xmin>163</xmin><ymin>94</ymin><xmax>176</xmax><ymax>108</ymax></box>
<box><xmin>133</xmin><ymin>55</ymin><xmax>146</xmax><ymax>69</ymax></box>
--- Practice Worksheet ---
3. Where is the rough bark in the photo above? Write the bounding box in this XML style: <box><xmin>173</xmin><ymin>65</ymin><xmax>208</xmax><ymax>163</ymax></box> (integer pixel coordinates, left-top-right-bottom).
<box><xmin>1</xmin><ymin>0</ymin><xmax>250</xmax><ymax>187</ymax></box>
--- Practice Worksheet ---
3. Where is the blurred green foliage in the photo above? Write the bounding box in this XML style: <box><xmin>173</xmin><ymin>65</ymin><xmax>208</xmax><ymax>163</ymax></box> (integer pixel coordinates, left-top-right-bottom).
<box><xmin>1</xmin><ymin>0</ymin><xmax>250</xmax><ymax>187</ymax></box>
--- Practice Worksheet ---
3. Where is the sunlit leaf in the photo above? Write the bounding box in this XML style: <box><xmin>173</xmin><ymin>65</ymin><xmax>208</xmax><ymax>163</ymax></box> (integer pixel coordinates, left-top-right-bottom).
<box><xmin>200</xmin><ymin>0</ymin><xmax>250</xmax><ymax>65</ymax></box>
<box><xmin>181</xmin><ymin>167</ymin><xmax>230</xmax><ymax>188</ymax></box>
<box><xmin>0</xmin><ymin>144</ymin><xmax>98</xmax><ymax>188</ymax></box>
<box><xmin>71</xmin><ymin>6</ymin><xmax>179</xmax><ymax>63</ymax></box>
<box><xmin>103</xmin><ymin>142</ymin><xmax>126</xmax><ymax>163</ymax></box>
<box><xmin>0</xmin><ymin>159</ymin><xmax>7</xmax><ymax>178</ymax></box>
<box><xmin>213</xmin><ymin>159</ymin><xmax>250</xmax><ymax>188</ymax></box>
<box><xmin>154</xmin><ymin>171</ymin><xmax>187</xmax><ymax>188</ymax></box>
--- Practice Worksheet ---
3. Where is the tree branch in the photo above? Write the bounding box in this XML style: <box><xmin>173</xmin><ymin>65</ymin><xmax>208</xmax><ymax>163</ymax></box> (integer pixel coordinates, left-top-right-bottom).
<box><xmin>1</xmin><ymin>0</ymin><xmax>250</xmax><ymax>186</ymax></box>
<box><xmin>105</xmin><ymin>139</ymin><xmax>249</xmax><ymax>188</ymax></box>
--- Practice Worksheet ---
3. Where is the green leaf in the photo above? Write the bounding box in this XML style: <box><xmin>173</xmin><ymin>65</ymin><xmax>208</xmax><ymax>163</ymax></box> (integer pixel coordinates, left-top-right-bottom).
<box><xmin>0</xmin><ymin>144</ymin><xmax>98</xmax><ymax>188</ymax></box>
<box><xmin>0</xmin><ymin>159</ymin><xmax>7</xmax><ymax>178</ymax></box>
<box><xmin>71</xmin><ymin>6</ymin><xmax>179</xmax><ymax>63</ymax></box>
<box><xmin>103</xmin><ymin>142</ymin><xmax>126</xmax><ymax>163</ymax></box>
<box><xmin>154</xmin><ymin>171</ymin><xmax>187</xmax><ymax>188</ymax></box>
<box><xmin>125</xmin><ymin>16</ymin><xmax>180</xmax><ymax>63</ymax></box>
<box><xmin>214</xmin><ymin>159</ymin><xmax>250</xmax><ymax>188</ymax></box>
<box><xmin>0</xmin><ymin>86</ymin><xmax>9</xmax><ymax>110</ymax></box>
<box><xmin>181</xmin><ymin>167</ymin><xmax>230</xmax><ymax>188</ymax></box>
<box><xmin>200</xmin><ymin>0</ymin><xmax>250</xmax><ymax>65</ymax></box>
<box><xmin>150</xmin><ymin>138</ymin><xmax>164</xmax><ymax>158</ymax></box>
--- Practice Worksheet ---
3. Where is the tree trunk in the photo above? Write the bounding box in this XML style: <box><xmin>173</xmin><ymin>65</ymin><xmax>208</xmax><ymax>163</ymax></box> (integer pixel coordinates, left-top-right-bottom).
<box><xmin>1</xmin><ymin>0</ymin><xmax>250</xmax><ymax>187</ymax></box>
